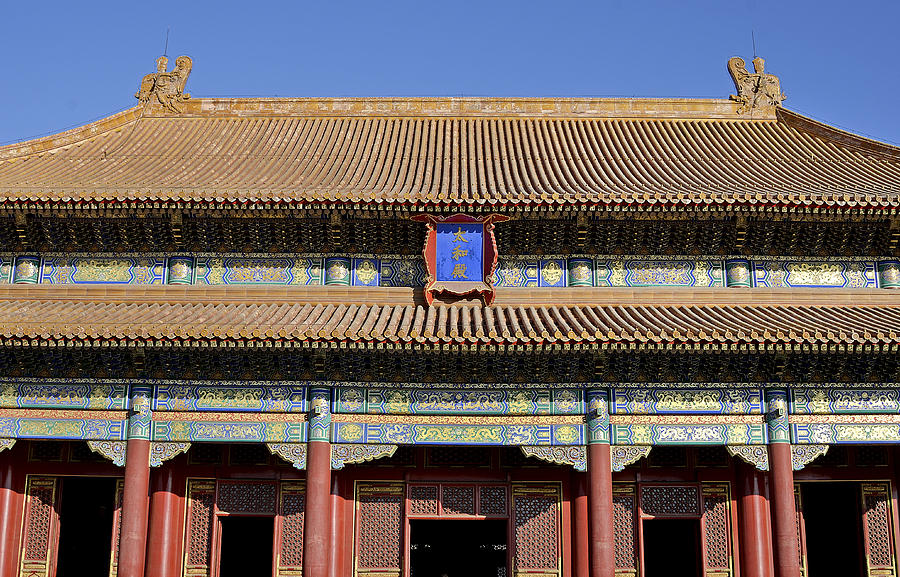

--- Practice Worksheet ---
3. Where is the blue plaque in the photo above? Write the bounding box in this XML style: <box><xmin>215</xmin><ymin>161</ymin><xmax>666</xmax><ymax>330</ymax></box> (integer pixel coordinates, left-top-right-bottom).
<box><xmin>435</xmin><ymin>223</ymin><xmax>483</xmax><ymax>282</ymax></box>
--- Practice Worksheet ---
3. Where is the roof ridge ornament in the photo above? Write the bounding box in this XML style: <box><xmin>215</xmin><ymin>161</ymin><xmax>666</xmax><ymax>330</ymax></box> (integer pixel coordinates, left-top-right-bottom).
<box><xmin>728</xmin><ymin>56</ymin><xmax>785</xmax><ymax>114</ymax></box>
<box><xmin>135</xmin><ymin>55</ymin><xmax>193</xmax><ymax>113</ymax></box>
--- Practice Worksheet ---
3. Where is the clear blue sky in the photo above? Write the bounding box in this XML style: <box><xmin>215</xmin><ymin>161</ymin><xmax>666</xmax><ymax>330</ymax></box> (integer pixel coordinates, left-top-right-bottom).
<box><xmin>2</xmin><ymin>1</ymin><xmax>898</xmax><ymax>145</ymax></box>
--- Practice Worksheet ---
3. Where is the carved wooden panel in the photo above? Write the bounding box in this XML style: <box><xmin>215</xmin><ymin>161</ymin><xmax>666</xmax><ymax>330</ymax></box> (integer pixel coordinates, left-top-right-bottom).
<box><xmin>441</xmin><ymin>485</ymin><xmax>476</xmax><ymax>516</ymax></box>
<box><xmin>512</xmin><ymin>483</ymin><xmax>561</xmax><ymax>577</ymax></box>
<box><xmin>217</xmin><ymin>480</ymin><xmax>277</xmax><ymax>515</ymax></box>
<box><xmin>407</xmin><ymin>485</ymin><xmax>438</xmax><ymax>516</ymax></box>
<box><xmin>108</xmin><ymin>479</ymin><xmax>125</xmax><ymax>577</ymax></box>
<box><xmin>794</xmin><ymin>485</ymin><xmax>808</xmax><ymax>577</ymax></box>
<box><xmin>276</xmin><ymin>481</ymin><xmax>305</xmax><ymax>577</ymax></box>
<box><xmin>701</xmin><ymin>483</ymin><xmax>733</xmax><ymax>577</ymax></box>
<box><xmin>20</xmin><ymin>476</ymin><xmax>59</xmax><ymax>577</ymax></box>
<box><xmin>640</xmin><ymin>484</ymin><xmax>701</xmax><ymax>518</ymax></box>
<box><xmin>613</xmin><ymin>484</ymin><xmax>638</xmax><ymax>577</ymax></box>
<box><xmin>479</xmin><ymin>485</ymin><xmax>508</xmax><ymax>518</ymax></box>
<box><xmin>355</xmin><ymin>482</ymin><xmax>404</xmax><ymax>577</ymax></box>
<box><xmin>183</xmin><ymin>479</ymin><xmax>216</xmax><ymax>577</ymax></box>
<box><xmin>862</xmin><ymin>482</ymin><xmax>897</xmax><ymax>577</ymax></box>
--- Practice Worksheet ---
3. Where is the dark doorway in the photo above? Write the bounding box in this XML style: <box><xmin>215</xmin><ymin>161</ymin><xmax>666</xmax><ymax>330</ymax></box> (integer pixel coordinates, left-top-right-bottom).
<box><xmin>802</xmin><ymin>483</ymin><xmax>864</xmax><ymax>577</ymax></box>
<box><xmin>56</xmin><ymin>477</ymin><xmax>117</xmax><ymax>577</ymax></box>
<box><xmin>642</xmin><ymin>518</ymin><xmax>701</xmax><ymax>577</ymax></box>
<box><xmin>218</xmin><ymin>516</ymin><xmax>274</xmax><ymax>577</ymax></box>
<box><xmin>409</xmin><ymin>519</ymin><xmax>507</xmax><ymax>577</ymax></box>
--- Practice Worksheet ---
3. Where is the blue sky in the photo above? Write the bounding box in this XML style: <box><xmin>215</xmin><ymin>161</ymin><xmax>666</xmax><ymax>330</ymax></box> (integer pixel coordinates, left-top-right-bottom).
<box><xmin>2</xmin><ymin>1</ymin><xmax>898</xmax><ymax>145</ymax></box>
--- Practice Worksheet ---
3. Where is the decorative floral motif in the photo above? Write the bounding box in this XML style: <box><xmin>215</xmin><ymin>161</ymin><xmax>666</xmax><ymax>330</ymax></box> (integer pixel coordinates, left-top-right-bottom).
<box><xmin>791</xmin><ymin>444</ymin><xmax>828</xmax><ymax>470</ymax></box>
<box><xmin>521</xmin><ymin>446</ymin><xmax>587</xmax><ymax>471</ymax></box>
<box><xmin>267</xmin><ymin>443</ymin><xmax>307</xmax><ymax>470</ymax></box>
<box><xmin>610</xmin><ymin>446</ymin><xmax>651</xmax><ymax>472</ymax></box>
<box><xmin>726</xmin><ymin>445</ymin><xmax>769</xmax><ymax>471</ymax></box>
<box><xmin>87</xmin><ymin>440</ymin><xmax>127</xmax><ymax>466</ymax></box>
<box><xmin>330</xmin><ymin>444</ymin><xmax>397</xmax><ymax>469</ymax></box>
<box><xmin>149</xmin><ymin>442</ymin><xmax>190</xmax><ymax>467</ymax></box>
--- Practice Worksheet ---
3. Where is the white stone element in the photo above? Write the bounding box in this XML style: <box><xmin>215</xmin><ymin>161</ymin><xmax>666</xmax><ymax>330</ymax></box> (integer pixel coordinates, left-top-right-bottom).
<box><xmin>150</xmin><ymin>442</ymin><xmax>191</xmax><ymax>467</ymax></box>
<box><xmin>267</xmin><ymin>443</ymin><xmax>307</xmax><ymax>470</ymax></box>
<box><xmin>87</xmin><ymin>440</ymin><xmax>127</xmax><ymax>466</ymax></box>
<box><xmin>792</xmin><ymin>444</ymin><xmax>829</xmax><ymax>471</ymax></box>
<box><xmin>521</xmin><ymin>446</ymin><xmax>587</xmax><ymax>472</ymax></box>
<box><xmin>331</xmin><ymin>444</ymin><xmax>398</xmax><ymax>470</ymax></box>
<box><xmin>610</xmin><ymin>446</ymin><xmax>651</xmax><ymax>472</ymax></box>
<box><xmin>726</xmin><ymin>445</ymin><xmax>769</xmax><ymax>471</ymax></box>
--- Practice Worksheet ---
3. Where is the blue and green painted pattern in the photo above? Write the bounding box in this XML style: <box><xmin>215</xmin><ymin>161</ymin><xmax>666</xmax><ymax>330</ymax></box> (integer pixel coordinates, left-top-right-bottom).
<box><xmin>40</xmin><ymin>257</ymin><xmax>165</xmax><ymax>284</ymax></box>
<box><xmin>332</xmin><ymin>422</ymin><xmax>583</xmax><ymax>445</ymax></box>
<box><xmin>753</xmin><ymin>260</ymin><xmax>876</xmax><ymax>288</ymax></box>
<box><xmin>791</xmin><ymin>388</ymin><xmax>900</xmax><ymax>414</ymax></box>
<box><xmin>612</xmin><ymin>388</ymin><xmax>764</xmax><ymax>415</ymax></box>
<box><xmin>333</xmin><ymin>388</ymin><xmax>583</xmax><ymax>415</ymax></box>
<box><xmin>0</xmin><ymin>383</ymin><xmax>128</xmax><ymax>410</ymax></box>
<box><xmin>611</xmin><ymin>423</ymin><xmax>766</xmax><ymax>445</ymax></box>
<box><xmin>793</xmin><ymin>423</ymin><xmax>900</xmax><ymax>444</ymax></box>
<box><xmin>151</xmin><ymin>420</ymin><xmax>307</xmax><ymax>443</ymax></box>
<box><xmin>0</xmin><ymin>417</ymin><xmax>126</xmax><ymax>440</ymax></box>
<box><xmin>154</xmin><ymin>384</ymin><xmax>307</xmax><ymax>412</ymax></box>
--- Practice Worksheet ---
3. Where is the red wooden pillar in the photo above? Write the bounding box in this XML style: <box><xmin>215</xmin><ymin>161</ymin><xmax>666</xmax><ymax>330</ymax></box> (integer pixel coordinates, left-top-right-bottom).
<box><xmin>572</xmin><ymin>472</ymin><xmax>590</xmax><ymax>577</ymax></box>
<box><xmin>737</xmin><ymin>461</ymin><xmax>775</xmax><ymax>577</ymax></box>
<box><xmin>119</xmin><ymin>388</ymin><xmax>153</xmax><ymax>577</ymax></box>
<box><xmin>586</xmin><ymin>389</ymin><xmax>614</xmax><ymax>577</ymax></box>
<box><xmin>766</xmin><ymin>390</ymin><xmax>800</xmax><ymax>577</ymax></box>
<box><xmin>145</xmin><ymin>464</ymin><xmax>181</xmax><ymax>577</ymax></box>
<box><xmin>303</xmin><ymin>388</ymin><xmax>332</xmax><ymax>577</ymax></box>
<box><xmin>0</xmin><ymin>446</ymin><xmax>20</xmax><ymax>577</ymax></box>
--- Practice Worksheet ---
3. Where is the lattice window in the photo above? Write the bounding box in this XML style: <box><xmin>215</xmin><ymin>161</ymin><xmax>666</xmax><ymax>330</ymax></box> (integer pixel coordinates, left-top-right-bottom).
<box><xmin>613</xmin><ymin>484</ymin><xmax>637</xmax><ymax>577</ymax></box>
<box><xmin>29</xmin><ymin>441</ymin><xmax>65</xmax><ymax>462</ymax></box>
<box><xmin>278</xmin><ymin>482</ymin><xmax>305</xmax><ymax>574</ymax></box>
<box><xmin>479</xmin><ymin>486</ymin><xmax>508</xmax><ymax>517</ymax></box>
<box><xmin>701</xmin><ymin>484</ymin><xmax>732</xmax><ymax>576</ymax></box>
<box><xmin>855</xmin><ymin>447</ymin><xmax>889</xmax><ymax>468</ymax></box>
<box><xmin>512</xmin><ymin>484</ymin><xmax>561</xmax><ymax>576</ymax></box>
<box><xmin>442</xmin><ymin>485</ymin><xmax>476</xmax><ymax>516</ymax></box>
<box><xmin>647</xmin><ymin>446</ymin><xmax>688</xmax><ymax>468</ymax></box>
<box><xmin>21</xmin><ymin>476</ymin><xmax>58</xmax><ymax>577</ymax></box>
<box><xmin>356</xmin><ymin>483</ymin><xmax>404</xmax><ymax>572</ymax></box>
<box><xmin>229</xmin><ymin>444</ymin><xmax>272</xmax><ymax>466</ymax></box>
<box><xmin>184</xmin><ymin>480</ymin><xmax>215</xmax><ymax>576</ymax></box>
<box><xmin>427</xmin><ymin>446</ymin><xmax>492</xmax><ymax>467</ymax></box>
<box><xmin>640</xmin><ymin>485</ymin><xmax>700</xmax><ymax>518</ymax></box>
<box><xmin>218</xmin><ymin>481</ymin><xmax>277</xmax><ymax>515</ymax></box>
<box><xmin>695</xmin><ymin>447</ymin><xmax>729</xmax><ymax>468</ymax></box>
<box><xmin>408</xmin><ymin>485</ymin><xmax>439</xmax><ymax>516</ymax></box>
<box><xmin>862</xmin><ymin>483</ymin><xmax>897</xmax><ymax>576</ymax></box>
<box><xmin>188</xmin><ymin>444</ymin><xmax>224</xmax><ymax>465</ymax></box>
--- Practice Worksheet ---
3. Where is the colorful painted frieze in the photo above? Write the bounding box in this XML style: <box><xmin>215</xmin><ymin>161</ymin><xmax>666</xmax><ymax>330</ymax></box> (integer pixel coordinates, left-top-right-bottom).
<box><xmin>791</xmin><ymin>388</ymin><xmax>900</xmax><ymax>414</ymax></box>
<box><xmin>611</xmin><ymin>423</ymin><xmax>766</xmax><ymax>445</ymax></box>
<box><xmin>332</xmin><ymin>421</ymin><xmax>582</xmax><ymax>446</ymax></box>
<box><xmin>196</xmin><ymin>257</ymin><xmax>323</xmax><ymax>285</ymax></box>
<box><xmin>152</xmin><ymin>418</ymin><xmax>306</xmax><ymax>443</ymax></box>
<box><xmin>0</xmin><ymin>416</ymin><xmax>126</xmax><ymax>440</ymax></box>
<box><xmin>597</xmin><ymin>259</ymin><xmax>724</xmax><ymax>287</ymax></box>
<box><xmin>154</xmin><ymin>383</ymin><xmax>308</xmax><ymax>412</ymax></box>
<box><xmin>793</xmin><ymin>420</ymin><xmax>900</xmax><ymax>444</ymax></box>
<box><xmin>379</xmin><ymin>258</ymin><xmax>428</xmax><ymax>287</ymax></box>
<box><xmin>612</xmin><ymin>388</ymin><xmax>764</xmax><ymax>414</ymax></box>
<box><xmin>334</xmin><ymin>388</ymin><xmax>582</xmax><ymax>416</ymax></box>
<box><xmin>0</xmin><ymin>257</ymin><xmax>11</xmax><ymax>284</ymax></box>
<box><xmin>40</xmin><ymin>257</ymin><xmax>165</xmax><ymax>284</ymax></box>
<box><xmin>753</xmin><ymin>260</ymin><xmax>876</xmax><ymax>288</ymax></box>
<box><xmin>0</xmin><ymin>382</ymin><xmax>128</xmax><ymax>410</ymax></box>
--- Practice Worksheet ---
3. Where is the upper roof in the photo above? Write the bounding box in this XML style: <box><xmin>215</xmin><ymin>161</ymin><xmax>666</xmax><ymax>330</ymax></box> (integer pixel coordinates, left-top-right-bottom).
<box><xmin>2</xmin><ymin>57</ymin><xmax>900</xmax><ymax>211</ymax></box>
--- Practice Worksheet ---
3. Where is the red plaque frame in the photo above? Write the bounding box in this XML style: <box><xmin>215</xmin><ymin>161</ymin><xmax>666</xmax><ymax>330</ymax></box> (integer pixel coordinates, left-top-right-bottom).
<box><xmin>411</xmin><ymin>213</ymin><xmax>509</xmax><ymax>305</ymax></box>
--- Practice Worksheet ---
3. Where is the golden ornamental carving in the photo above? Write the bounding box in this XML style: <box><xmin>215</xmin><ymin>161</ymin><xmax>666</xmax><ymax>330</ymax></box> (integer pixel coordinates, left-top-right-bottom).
<box><xmin>135</xmin><ymin>55</ymin><xmax>193</xmax><ymax>113</ymax></box>
<box><xmin>728</xmin><ymin>56</ymin><xmax>785</xmax><ymax>114</ymax></box>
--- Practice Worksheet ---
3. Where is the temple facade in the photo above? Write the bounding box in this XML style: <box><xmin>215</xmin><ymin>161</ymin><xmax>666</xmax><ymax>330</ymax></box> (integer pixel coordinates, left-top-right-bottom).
<box><xmin>0</xmin><ymin>55</ymin><xmax>898</xmax><ymax>577</ymax></box>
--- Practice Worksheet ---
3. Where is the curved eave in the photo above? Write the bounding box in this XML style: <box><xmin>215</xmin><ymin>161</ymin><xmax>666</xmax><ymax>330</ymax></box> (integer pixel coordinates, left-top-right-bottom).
<box><xmin>1</xmin><ymin>285</ymin><xmax>898</xmax><ymax>351</ymax></box>
<box><xmin>0</xmin><ymin>98</ymin><xmax>899</xmax><ymax>211</ymax></box>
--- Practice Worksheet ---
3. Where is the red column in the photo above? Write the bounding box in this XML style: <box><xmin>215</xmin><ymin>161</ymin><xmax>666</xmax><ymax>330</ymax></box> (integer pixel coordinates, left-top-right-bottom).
<box><xmin>738</xmin><ymin>461</ymin><xmax>775</xmax><ymax>577</ymax></box>
<box><xmin>0</xmin><ymin>451</ymin><xmax>20</xmax><ymax>577</ymax></box>
<box><xmin>769</xmin><ymin>443</ymin><xmax>800</xmax><ymax>577</ymax></box>
<box><xmin>119</xmin><ymin>438</ymin><xmax>151</xmax><ymax>577</ymax></box>
<box><xmin>303</xmin><ymin>440</ymin><xmax>331</xmax><ymax>577</ymax></box>
<box><xmin>145</xmin><ymin>465</ymin><xmax>181</xmax><ymax>577</ymax></box>
<box><xmin>588</xmin><ymin>443</ymin><xmax>614</xmax><ymax>577</ymax></box>
<box><xmin>572</xmin><ymin>472</ymin><xmax>590</xmax><ymax>577</ymax></box>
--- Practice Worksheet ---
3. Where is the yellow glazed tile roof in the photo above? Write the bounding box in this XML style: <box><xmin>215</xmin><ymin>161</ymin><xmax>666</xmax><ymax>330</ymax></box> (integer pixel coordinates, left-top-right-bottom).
<box><xmin>1</xmin><ymin>97</ymin><xmax>899</xmax><ymax>208</ymax></box>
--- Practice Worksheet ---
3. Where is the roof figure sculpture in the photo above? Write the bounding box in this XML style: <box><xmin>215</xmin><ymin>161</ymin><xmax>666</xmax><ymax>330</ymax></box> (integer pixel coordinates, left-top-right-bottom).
<box><xmin>728</xmin><ymin>56</ymin><xmax>785</xmax><ymax>114</ymax></box>
<box><xmin>135</xmin><ymin>55</ymin><xmax>192</xmax><ymax>113</ymax></box>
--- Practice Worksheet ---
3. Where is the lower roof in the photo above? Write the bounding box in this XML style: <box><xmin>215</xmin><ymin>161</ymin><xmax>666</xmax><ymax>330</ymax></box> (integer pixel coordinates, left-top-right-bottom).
<box><xmin>1</xmin><ymin>286</ymin><xmax>898</xmax><ymax>350</ymax></box>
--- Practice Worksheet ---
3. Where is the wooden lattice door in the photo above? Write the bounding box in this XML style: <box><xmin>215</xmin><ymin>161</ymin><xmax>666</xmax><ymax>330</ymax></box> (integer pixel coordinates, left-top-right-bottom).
<box><xmin>108</xmin><ymin>479</ymin><xmax>125</xmax><ymax>577</ymax></box>
<box><xmin>354</xmin><ymin>482</ymin><xmax>404</xmax><ymax>577</ymax></box>
<box><xmin>183</xmin><ymin>479</ymin><xmax>216</xmax><ymax>577</ymax></box>
<box><xmin>275</xmin><ymin>481</ymin><xmax>306</xmax><ymax>577</ymax></box>
<box><xmin>511</xmin><ymin>483</ymin><xmax>562</xmax><ymax>577</ymax></box>
<box><xmin>861</xmin><ymin>483</ymin><xmax>897</xmax><ymax>577</ymax></box>
<box><xmin>19</xmin><ymin>476</ymin><xmax>60</xmax><ymax>577</ymax></box>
